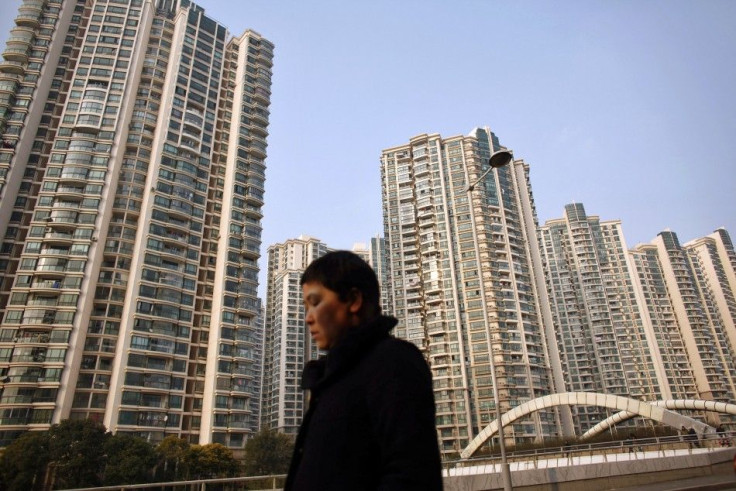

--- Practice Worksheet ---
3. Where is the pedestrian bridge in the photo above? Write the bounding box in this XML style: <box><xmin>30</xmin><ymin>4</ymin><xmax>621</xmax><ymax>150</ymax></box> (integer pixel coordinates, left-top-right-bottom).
<box><xmin>461</xmin><ymin>392</ymin><xmax>734</xmax><ymax>459</ymax></box>
<box><xmin>584</xmin><ymin>398</ymin><xmax>736</xmax><ymax>439</ymax></box>
<box><xmin>445</xmin><ymin>444</ymin><xmax>736</xmax><ymax>491</ymax></box>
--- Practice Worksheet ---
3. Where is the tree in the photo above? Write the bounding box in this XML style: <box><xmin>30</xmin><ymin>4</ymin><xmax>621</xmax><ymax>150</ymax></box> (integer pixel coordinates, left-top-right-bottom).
<box><xmin>184</xmin><ymin>443</ymin><xmax>240</xmax><ymax>479</ymax></box>
<box><xmin>47</xmin><ymin>419</ymin><xmax>109</xmax><ymax>489</ymax></box>
<box><xmin>102</xmin><ymin>433</ymin><xmax>157</xmax><ymax>485</ymax></box>
<box><xmin>0</xmin><ymin>431</ymin><xmax>50</xmax><ymax>491</ymax></box>
<box><xmin>155</xmin><ymin>435</ymin><xmax>191</xmax><ymax>482</ymax></box>
<box><xmin>243</xmin><ymin>429</ymin><xmax>293</xmax><ymax>476</ymax></box>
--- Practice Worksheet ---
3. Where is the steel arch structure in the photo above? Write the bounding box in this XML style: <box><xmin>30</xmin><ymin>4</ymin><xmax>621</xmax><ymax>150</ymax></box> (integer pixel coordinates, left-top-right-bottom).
<box><xmin>581</xmin><ymin>399</ymin><xmax>736</xmax><ymax>439</ymax></box>
<box><xmin>460</xmin><ymin>392</ymin><xmax>715</xmax><ymax>459</ymax></box>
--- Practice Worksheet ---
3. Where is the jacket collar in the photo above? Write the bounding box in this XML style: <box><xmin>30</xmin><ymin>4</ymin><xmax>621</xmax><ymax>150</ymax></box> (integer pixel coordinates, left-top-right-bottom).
<box><xmin>302</xmin><ymin>315</ymin><xmax>397</xmax><ymax>391</ymax></box>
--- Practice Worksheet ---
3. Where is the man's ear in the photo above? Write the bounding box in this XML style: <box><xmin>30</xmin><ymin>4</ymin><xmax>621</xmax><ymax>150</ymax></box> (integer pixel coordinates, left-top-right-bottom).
<box><xmin>347</xmin><ymin>288</ymin><xmax>363</xmax><ymax>315</ymax></box>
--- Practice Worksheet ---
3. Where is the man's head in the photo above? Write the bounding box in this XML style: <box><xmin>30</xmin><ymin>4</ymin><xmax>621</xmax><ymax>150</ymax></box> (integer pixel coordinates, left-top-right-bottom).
<box><xmin>300</xmin><ymin>251</ymin><xmax>381</xmax><ymax>350</ymax></box>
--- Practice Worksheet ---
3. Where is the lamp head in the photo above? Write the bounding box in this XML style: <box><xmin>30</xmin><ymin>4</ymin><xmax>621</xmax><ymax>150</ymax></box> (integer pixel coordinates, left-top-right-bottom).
<box><xmin>466</xmin><ymin>149</ymin><xmax>514</xmax><ymax>192</ymax></box>
<box><xmin>489</xmin><ymin>149</ymin><xmax>513</xmax><ymax>168</ymax></box>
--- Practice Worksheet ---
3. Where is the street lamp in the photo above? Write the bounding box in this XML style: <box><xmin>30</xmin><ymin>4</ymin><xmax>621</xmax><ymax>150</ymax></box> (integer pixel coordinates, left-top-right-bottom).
<box><xmin>466</xmin><ymin>148</ymin><xmax>514</xmax><ymax>491</ymax></box>
<box><xmin>467</xmin><ymin>149</ymin><xmax>514</xmax><ymax>191</ymax></box>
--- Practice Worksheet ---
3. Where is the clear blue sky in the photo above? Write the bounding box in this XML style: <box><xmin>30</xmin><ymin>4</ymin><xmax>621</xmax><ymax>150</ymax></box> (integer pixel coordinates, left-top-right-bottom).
<box><xmin>2</xmin><ymin>1</ymin><xmax>735</xmax><ymax>282</ymax></box>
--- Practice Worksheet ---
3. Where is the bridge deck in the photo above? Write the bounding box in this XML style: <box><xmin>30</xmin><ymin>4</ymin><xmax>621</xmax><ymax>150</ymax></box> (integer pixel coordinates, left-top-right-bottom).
<box><xmin>443</xmin><ymin>447</ymin><xmax>736</xmax><ymax>491</ymax></box>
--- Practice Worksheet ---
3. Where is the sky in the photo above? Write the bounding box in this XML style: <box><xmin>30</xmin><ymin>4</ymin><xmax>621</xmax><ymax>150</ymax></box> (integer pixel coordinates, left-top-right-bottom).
<box><xmin>1</xmin><ymin>0</ymin><xmax>735</xmax><ymax>295</ymax></box>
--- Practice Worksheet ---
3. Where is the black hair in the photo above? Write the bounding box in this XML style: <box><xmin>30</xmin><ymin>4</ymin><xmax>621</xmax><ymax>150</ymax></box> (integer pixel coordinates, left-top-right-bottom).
<box><xmin>300</xmin><ymin>250</ymin><xmax>381</xmax><ymax>317</ymax></box>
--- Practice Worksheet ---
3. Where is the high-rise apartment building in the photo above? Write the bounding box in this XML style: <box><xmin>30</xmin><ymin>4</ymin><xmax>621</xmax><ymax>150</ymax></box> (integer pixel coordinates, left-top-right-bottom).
<box><xmin>684</xmin><ymin>229</ymin><xmax>736</xmax><ymax>362</ymax></box>
<box><xmin>540</xmin><ymin>203</ymin><xmax>662</xmax><ymax>433</ymax></box>
<box><xmin>381</xmin><ymin>127</ymin><xmax>563</xmax><ymax>455</ymax></box>
<box><xmin>261</xmin><ymin>236</ymin><xmax>328</xmax><ymax>434</ymax></box>
<box><xmin>628</xmin><ymin>243</ymin><xmax>699</xmax><ymax>402</ymax></box>
<box><xmin>369</xmin><ymin>235</ymin><xmax>392</xmax><ymax>316</ymax></box>
<box><xmin>350</xmin><ymin>241</ymin><xmax>369</xmax><ymax>263</ymax></box>
<box><xmin>630</xmin><ymin>230</ymin><xmax>736</xmax><ymax>424</ymax></box>
<box><xmin>0</xmin><ymin>0</ymin><xmax>273</xmax><ymax>449</ymax></box>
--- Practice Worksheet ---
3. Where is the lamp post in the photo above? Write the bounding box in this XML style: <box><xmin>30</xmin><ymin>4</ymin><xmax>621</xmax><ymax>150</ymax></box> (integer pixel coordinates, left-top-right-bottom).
<box><xmin>466</xmin><ymin>148</ymin><xmax>513</xmax><ymax>491</ymax></box>
<box><xmin>467</xmin><ymin>149</ymin><xmax>514</xmax><ymax>191</ymax></box>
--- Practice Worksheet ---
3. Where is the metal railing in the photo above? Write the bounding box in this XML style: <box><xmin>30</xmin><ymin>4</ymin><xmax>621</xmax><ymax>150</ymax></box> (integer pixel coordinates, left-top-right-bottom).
<box><xmin>55</xmin><ymin>432</ymin><xmax>735</xmax><ymax>491</ymax></box>
<box><xmin>60</xmin><ymin>474</ymin><xmax>287</xmax><ymax>491</ymax></box>
<box><xmin>445</xmin><ymin>431</ymin><xmax>734</xmax><ymax>472</ymax></box>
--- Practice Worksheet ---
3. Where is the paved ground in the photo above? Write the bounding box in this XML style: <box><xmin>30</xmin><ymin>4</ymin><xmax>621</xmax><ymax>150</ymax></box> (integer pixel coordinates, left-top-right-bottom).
<box><xmin>611</xmin><ymin>472</ymin><xmax>736</xmax><ymax>491</ymax></box>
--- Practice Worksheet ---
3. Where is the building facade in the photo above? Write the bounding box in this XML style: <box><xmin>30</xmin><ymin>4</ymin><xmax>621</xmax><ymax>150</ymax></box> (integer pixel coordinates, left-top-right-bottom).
<box><xmin>684</xmin><ymin>229</ymin><xmax>736</xmax><ymax>372</ymax></box>
<box><xmin>628</xmin><ymin>243</ymin><xmax>700</xmax><ymax>403</ymax></box>
<box><xmin>629</xmin><ymin>230</ymin><xmax>736</xmax><ymax>425</ymax></box>
<box><xmin>369</xmin><ymin>235</ymin><xmax>392</xmax><ymax>316</ymax></box>
<box><xmin>261</xmin><ymin>235</ymin><xmax>328</xmax><ymax>434</ymax></box>
<box><xmin>540</xmin><ymin>203</ymin><xmax>662</xmax><ymax>433</ymax></box>
<box><xmin>381</xmin><ymin>127</ymin><xmax>563</xmax><ymax>456</ymax></box>
<box><xmin>0</xmin><ymin>0</ymin><xmax>273</xmax><ymax>449</ymax></box>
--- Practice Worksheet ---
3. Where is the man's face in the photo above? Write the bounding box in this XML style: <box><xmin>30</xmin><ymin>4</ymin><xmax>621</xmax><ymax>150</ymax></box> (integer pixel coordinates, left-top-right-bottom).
<box><xmin>302</xmin><ymin>281</ymin><xmax>359</xmax><ymax>350</ymax></box>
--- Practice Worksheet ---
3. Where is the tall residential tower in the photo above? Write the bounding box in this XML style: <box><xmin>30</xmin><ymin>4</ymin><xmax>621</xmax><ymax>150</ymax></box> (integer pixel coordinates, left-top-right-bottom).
<box><xmin>0</xmin><ymin>0</ymin><xmax>273</xmax><ymax>449</ymax></box>
<box><xmin>629</xmin><ymin>229</ymin><xmax>736</xmax><ymax>424</ymax></box>
<box><xmin>540</xmin><ymin>203</ymin><xmax>662</xmax><ymax>432</ymax></box>
<box><xmin>261</xmin><ymin>236</ymin><xmax>328</xmax><ymax>434</ymax></box>
<box><xmin>381</xmin><ymin>127</ymin><xmax>564</xmax><ymax>456</ymax></box>
<box><xmin>631</xmin><ymin>229</ymin><xmax>736</xmax><ymax>424</ymax></box>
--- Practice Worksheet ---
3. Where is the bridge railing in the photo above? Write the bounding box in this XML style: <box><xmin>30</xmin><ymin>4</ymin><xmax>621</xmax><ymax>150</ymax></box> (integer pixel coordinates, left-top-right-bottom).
<box><xmin>445</xmin><ymin>430</ymin><xmax>734</xmax><ymax>471</ymax></box>
<box><xmin>59</xmin><ymin>474</ymin><xmax>287</xmax><ymax>491</ymax></box>
<box><xmin>57</xmin><ymin>432</ymin><xmax>735</xmax><ymax>490</ymax></box>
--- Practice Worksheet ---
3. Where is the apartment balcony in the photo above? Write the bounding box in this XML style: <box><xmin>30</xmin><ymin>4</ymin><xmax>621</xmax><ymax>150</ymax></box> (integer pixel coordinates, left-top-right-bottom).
<box><xmin>164</xmin><ymin>204</ymin><xmax>195</xmax><ymax>223</ymax></box>
<box><xmin>2</xmin><ymin>46</ymin><xmax>29</xmax><ymax>63</ymax></box>
<box><xmin>0</xmin><ymin>79</ymin><xmax>18</xmax><ymax>94</ymax></box>
<box><xmin>0</xmin><ymin>60</ymin><xmax>25</xmax><ymax>74</ymax></box>
<box><xmin>416</xmin><ymin>206</ymin><xmax>433</xmax><ymax>222</ymax></box>
<box><xmin>179</xmin><ymin>137</ymin><xmax>199</xmax><ymax>151</ymax></box>
<box><xmin>14</xmin><ymin>10</ymin><xmax>41</xmax><ymax>28</ymax></box>
<box><xmin>252</xmin><ymin>86</ymin><xmax>270</xmax><ymax>105</ymax></box>
<box><xmin>30</xmin><ymin>278</ymin><xmax>64</xmax><ymax>291</ymax></box>
<box><xmin>32</xmin><ymin>265</ymin><xmax>66</xmax><ymax>278</ymax></box>
<box><xmin>6</xmin><ymin>25</ymin><xmax>34</xmax><ymax>44</ymax></box>
<box><xmin>57</xmin><ymin>177</ymin><xmax>88</xmax><ymax>192</ymax></box>
<box><xmin>55</xmin><ymin>184</ymin><xmax>85</xmax><ymax>200</ymax></box>
<box><xmin>426</xmin><ymin>294</ymin><xmax>443</xmax><ymax>306</ymax></box>
<box><xmin>46</xmin><ymin>207</ymin><xmax>77</xmax><ymax>223</ymax></box>
<box><xmin>253</xmin><ymin>76</ymin><xmax>270</xmax><ymax>93</ymax></box>
<box><xmin>181</xmin><ymin>122</ymin><xmax>201</xmax><ymax>139</ymax></box>
<box><xmin>0</xmin><ymin>95</ymin><xmax>15</xmax><ymax>114</ymax></box>
<box><xmin>19</xmin><ymin>310</ymin><xmax>56</xmax><ymax>326</ymax></box>
<box><xmin>183</xmin><ymin>109</ymin><xmax>203</xmax><ymax>127</ymax></box>
<box><xmin>250</xmin><ymin>133</ymin><xmax>268</xmax><ymax>150</ymax></box>
<box><xmin>250</xmin><ymin>109</ymin><xmax>268</xmax><ymax>128</ymax></box>
<box><xmin>248</xmin><ymin>121</ymin><xmax>269</xmax><ymax>140</ymax></box>
<box><xmin>75</xmin><ymin>114</ymin><xmax>101</xmax><ymax>133</ymax></box>
<box><xmin>0</xmin><ymin>71</ymin><xmax>20</xmax><ymax>88</ymax></box>
<box><xmin>21</xmin><ymin>0</ymin><xmax>46</xmax><ymax>12</ymax></box>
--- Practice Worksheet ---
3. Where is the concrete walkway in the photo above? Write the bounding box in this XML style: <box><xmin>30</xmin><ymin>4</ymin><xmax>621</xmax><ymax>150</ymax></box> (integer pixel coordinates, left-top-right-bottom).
<box><xmin>446</xmin><ymin>448</ymin><xmax>721</xmax><ymax>476</ymax></box>
<box><xmin>611</xmin><ymin>472</ymin><xmax>736</xmax><ymax>491</ymax></box>
<box><xmin>443</xmin><ymin>447</ymin><xmax>736</xmax><ymax>491</ymax></box>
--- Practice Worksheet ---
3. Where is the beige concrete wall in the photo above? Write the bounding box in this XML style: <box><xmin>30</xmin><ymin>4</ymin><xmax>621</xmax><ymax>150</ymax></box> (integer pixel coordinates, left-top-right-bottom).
<box><xmin>443</xmin><ymin>448</ymin><xmax>736</xmax><ymax>491</ymax></box>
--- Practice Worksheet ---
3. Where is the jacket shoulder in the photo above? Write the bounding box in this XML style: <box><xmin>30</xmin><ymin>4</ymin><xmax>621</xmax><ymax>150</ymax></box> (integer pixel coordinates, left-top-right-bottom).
<box><xmin>364</xmin><ymin>336</ymin><xmax>430</xmax><ymax>375</ymax></box>
<box><xmin>375</xmin><ymin>335</ymin><xmax>424</xmax><ymax>356</ymax></box>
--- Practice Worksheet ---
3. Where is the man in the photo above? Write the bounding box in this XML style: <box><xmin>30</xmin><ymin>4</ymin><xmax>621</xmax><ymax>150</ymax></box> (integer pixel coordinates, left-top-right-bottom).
<box><xmin>284</xmin><ymin>251</ymin><xmax>443</xmax><ymax>490</ymax></box>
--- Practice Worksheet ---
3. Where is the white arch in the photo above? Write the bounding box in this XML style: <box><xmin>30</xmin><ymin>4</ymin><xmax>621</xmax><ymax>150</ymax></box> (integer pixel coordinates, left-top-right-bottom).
<box><xmin>460</xmin><ymin>392</ymin><xmax>713</xmax><ymax>459</ymax></box>
<box><xmin>582</xmin><ymin>399</ymin><xmax>736</xmax><ymax>439</ymax></box>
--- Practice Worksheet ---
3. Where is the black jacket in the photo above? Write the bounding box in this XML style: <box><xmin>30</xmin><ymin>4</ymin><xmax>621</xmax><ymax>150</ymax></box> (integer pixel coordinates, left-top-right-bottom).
<box><xmin>284</xmin><ymin>316</ymin><xmax>443</xmax><ymax>490</ymax></box>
